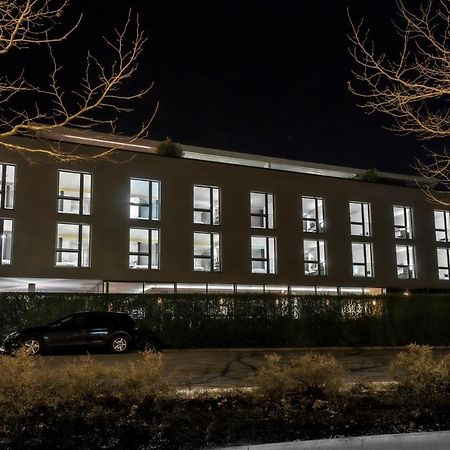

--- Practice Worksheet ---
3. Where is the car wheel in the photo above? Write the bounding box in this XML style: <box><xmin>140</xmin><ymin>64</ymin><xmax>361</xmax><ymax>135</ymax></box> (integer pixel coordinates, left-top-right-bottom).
<box><xmin>20</xmin><ymin>337</ymin><xmax>42</xmax><ymax>356</ymax></box>
<box><xmin>110</xmin><ymin>335</ymin><xmax>129</xmax><ymax>353</ymax></box>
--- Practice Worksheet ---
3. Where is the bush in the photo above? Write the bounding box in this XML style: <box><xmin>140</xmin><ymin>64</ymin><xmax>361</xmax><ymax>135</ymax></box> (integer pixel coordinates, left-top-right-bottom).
<box><xmin>254</xmin><ymin>352</ymin><xmax>344</xmax><ymax>399</ymax></box>
<box><xmin>0</xmin><ymin>350</ymin><xmax>173</xmax><ymax>418</ymax></box>
<box><xmin>390</xmin><ymin>344</ymin><xmax>449</xmax><ymax>407</ymax></box>
<box><xmin>156</xmin><ymin>138</ymin><xmax>184</xmax><ymax>157</ymax></box>
<box><xmin>2</xmin><ymin>292</ymin><xmax>450</xmax><ymax>348</ymax></box>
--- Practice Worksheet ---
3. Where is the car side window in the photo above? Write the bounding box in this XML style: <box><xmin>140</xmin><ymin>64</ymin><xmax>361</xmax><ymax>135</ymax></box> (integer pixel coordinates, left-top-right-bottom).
<box><xmin>86</xmin><ymin>313</ymin><xmax>118</xmax><ymax>329</ymax></box>
<box><xmin>59</xmin><ymin>315</ymin><xmax>87</xmax><ymax>329</ymax></box>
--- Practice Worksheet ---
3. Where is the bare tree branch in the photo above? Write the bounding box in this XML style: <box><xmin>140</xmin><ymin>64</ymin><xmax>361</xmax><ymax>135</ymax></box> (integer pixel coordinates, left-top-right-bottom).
<box><xmin>0</xmin><ymin>1</ymin><xmax>155</xmax><ymax>161</ymax></box>
<box><xmin>348</xmin><ymin>0</ymin><xmax>450</xmax><ymax>205</ymax></box>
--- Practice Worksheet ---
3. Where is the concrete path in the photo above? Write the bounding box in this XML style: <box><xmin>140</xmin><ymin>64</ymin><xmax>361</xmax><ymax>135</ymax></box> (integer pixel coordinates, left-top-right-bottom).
<box><xmin>217</xmin><ymin>431</ymin><xmax>450</xmax><ymax>449</ymax></box>
<box><xmin>38</xmin><ymin>347</ymin><xmax>450</xmax><ymax>389</ymax></box>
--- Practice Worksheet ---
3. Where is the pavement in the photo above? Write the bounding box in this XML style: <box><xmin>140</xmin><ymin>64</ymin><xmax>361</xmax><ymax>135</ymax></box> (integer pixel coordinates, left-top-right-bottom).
<box><xmin>216</xmin><ymin>431</ymin><xmax>450</xmax><ymax>449</ymax></box>
<box><xmin>37</xmin><ymin>346</ymin><xmax>450</xmax><ymax>389</ymax></box>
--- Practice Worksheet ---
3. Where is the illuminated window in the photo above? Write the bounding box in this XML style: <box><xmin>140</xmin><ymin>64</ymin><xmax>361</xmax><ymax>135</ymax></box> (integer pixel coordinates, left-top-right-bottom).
<box><xmin>56</xmin><ymin>223</ymin><xmax>90</xmax><ymax>267</ymax></box>
<box><xmin>393</xmin><ymin>206</ymin><xmax>413</xmax><ymax>239</ymax></box>
<box><xmin>193</xmin><ymin>186</ymin><xmax>220</xmax><ymax>225</ymax></box>
<box><xmin>396</xmin><ymin>245</ymin><xmax>416</xmax><ymax>279</ymax></box>
<box><xmin>349</xmin><ymin>202</ymin><xmax>371</xmax><ymax>236</ymax></box>
<box><xmin>193</xmin><ymin>232</ymin><xmax>221</xmax><ymax>272</ymax></box>
<box><xmin>352</xmin><ymin>242</ymin><xmax>374</xmax><ymax>277</ymax></box>
<box><xmin>250</xmin><ymin>192</ymin><xmax>274</xmax><ymax>229</ymax></box>
<box><xmin>434</xmin><ymin>210</ymin><xmax>450</xmax><ymax>242</ymax></box>
<box><xmin>304</xmin><ymin>239</ymin><xmax>327</xmax><ymax>276</ymax></box>
<box><xmin>302</xmin><ymin>196</ymin><xmax>325</xmax><ymax>232</ymax></box>
<box><xmin>437</xmin><ymin>248</ymin><xmax>450</xmax><ymax>280</ymax></box>
<box><xmin>129</xmin><ymin>228</ymin><xmax>160</xmax><ymax>270</ymax></box>
<box><xmin>130</xmin><ymin>178</ymin><xmax>160</xmax><ymax>220</ymax></box>
<box><xmin>58</xmin><ymin>171</ymin><xmax>92</xmax><ymax>215</ymax></box>
<box><xmin>251</xmin><ymin>236</ymin><xmax>276</xmax><ymax>273</ymax></box>
<box><xmin>0</xmin><ymin>219</ymin><xmax>13</xmax><ymax>265</ymax></box>
<box><xmin>0</xmin><ymin>164</ymin><xmax>15</xmax><ymax>209</ymax></box>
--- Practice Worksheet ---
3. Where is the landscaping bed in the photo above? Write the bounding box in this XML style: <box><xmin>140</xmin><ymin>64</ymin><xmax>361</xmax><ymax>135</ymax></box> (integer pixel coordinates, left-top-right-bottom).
<box><xmin>2</xmin><ymin>345</ymin><xmax>450</xmax><ymax>449</ymax></box>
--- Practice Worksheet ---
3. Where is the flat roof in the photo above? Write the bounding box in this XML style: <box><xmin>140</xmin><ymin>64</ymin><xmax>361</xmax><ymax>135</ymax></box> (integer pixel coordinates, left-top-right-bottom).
<box><xmin>30</xmin><ymin>126</ymin><xmax>433</xmax><ymax>186</ymax></box>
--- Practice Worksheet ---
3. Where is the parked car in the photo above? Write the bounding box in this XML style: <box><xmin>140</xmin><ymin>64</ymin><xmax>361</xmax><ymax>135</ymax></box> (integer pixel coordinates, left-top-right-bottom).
<box><xmin>1</xmin><ymin>311</ymin><xmax>153</xmax><ymax>356</ymax></box>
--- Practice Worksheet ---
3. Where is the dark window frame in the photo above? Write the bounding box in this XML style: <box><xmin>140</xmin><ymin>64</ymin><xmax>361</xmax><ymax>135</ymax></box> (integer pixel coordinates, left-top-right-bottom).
<box><xmin>57</xmin><ymin>170</ymin><xmax>92</xmax><ymax>216</ymax></box>
<box><xmin>349</xmin><ymin>201</ymin><xmax>372</xmax><ymax>237</ymax></box>
<box><xmin>55</xmin><ymin>223</ymin><xmax>91</xmax><ymax>268</ymax></box>
<box><xmin>396</xmin><ymin>245</ymin><xmax>416</xmax><ymax>279</ymax></box>
<box><xmin>437</xmin><ymin>247</ymin><xmax>450</xmax><ymax>280</ymax></box>
<box><xmin>302</xmin><ymin>196</ymin><xmax>325</xmax><ymax>233</ymax></box>
<box><xmin>434</xmin><ymin>210</ymin><xmax>450</xmax><ymax>242</ymax></box>
<box><xmin>193</xmin><ymin>231</ymin><xmax>221</xmax><ymax>272</ymax></box>
<box><xmin>303</xmin><ymin>239</ymin><xmax>327</xmax><ymax>276</ymax></box>
<box><xmin>193</xmin><ymin>185</ymin><xmax>220</xmax><ymax>225</ymax></box>
<box><xmin>251</xmin><ymin>235</ymin><xmax>276</xmax><ymax>274</ymax></box>
<box><xmin>129</xmin><ymin>178</ymin><xmax>161</xmax><ymax>221</ymax></box>
<box><xmin>393</xmin><ymin>205</ymin><xmax>413</xmax><ymax>239</ymax></box>
<box><xmin>250</xmin><ymin>192</ymin><xmax>275</xmax><ymax>230</ymax></box>
<box><xmin>129</xmin><ymin>228</ymin><xmax>160</xmax><ymax>270</ymax></box>
<box><xmin>0</xmin><ymin>218</ymin><xmax>13</xmax><ymax>265</ymax></box>
<box><xmin>0</xmin><ymin>164</ymin><xmax>15</xmax><ymax>210</ymax></box>
<box><xmin>352</xmin><ymin>242</ymin><xmax>374</xmax><ymax>277</ymax></box>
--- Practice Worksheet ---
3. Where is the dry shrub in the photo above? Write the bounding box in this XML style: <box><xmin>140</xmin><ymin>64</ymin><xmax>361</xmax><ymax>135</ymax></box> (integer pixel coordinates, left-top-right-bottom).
<box><xmin>0</xmin><ymin>350</ymin><xmax>173</xmax><ymax>417</ymax></box>
<box><xmin>0</xmin><ymin>349</ymin><xmax>59</xmax><ymax>415</ymax></box>
<box><xmin>390</xmin><ymin>344</ymin><xmax>448</xmax><ymax>407</ymax></box>
<box><xmin>254</xmin><ymin>352</ymin><xmax>344</xmax><ymax>399</ymax></box>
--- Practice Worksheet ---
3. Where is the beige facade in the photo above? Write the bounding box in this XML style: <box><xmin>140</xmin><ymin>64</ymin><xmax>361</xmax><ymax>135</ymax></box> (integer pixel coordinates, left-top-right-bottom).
<box><xmin>0</xmin><ymin>132</ymin><xmax>446</xmax><ymax>294</ymax></box>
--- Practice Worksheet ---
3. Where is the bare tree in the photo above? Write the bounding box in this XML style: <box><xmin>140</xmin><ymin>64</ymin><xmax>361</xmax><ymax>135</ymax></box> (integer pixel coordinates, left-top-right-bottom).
<box><xmin>348</xmin><ymin>0</ymin><xmax>450</xmax><ymax>204</ymax></box>
<box><xmin>0</xmin><ymin>0</ymin><xmax>156</xmax><ymax>161</ymax></box>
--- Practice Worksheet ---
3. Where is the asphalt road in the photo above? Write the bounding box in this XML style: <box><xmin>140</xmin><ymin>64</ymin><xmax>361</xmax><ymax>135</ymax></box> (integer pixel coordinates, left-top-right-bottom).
<box><xmin>38</xmin><ymin>347</ymin><xmax>450</xmax><ymax>389</ymax></box>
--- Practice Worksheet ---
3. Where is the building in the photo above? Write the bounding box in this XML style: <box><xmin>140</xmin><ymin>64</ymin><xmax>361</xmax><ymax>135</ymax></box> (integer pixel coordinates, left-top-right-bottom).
<box><xmin>0</xmin><ymin>127</ymin><xmax>447</xmax><ymax>295</ymax></box>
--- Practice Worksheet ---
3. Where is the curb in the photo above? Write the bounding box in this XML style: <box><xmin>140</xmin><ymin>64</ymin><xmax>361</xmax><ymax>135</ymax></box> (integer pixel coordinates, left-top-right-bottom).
<box><xmin>215</xmin><ymin>431</ymin><xmax>450</xmax><ymax>449</ymax></box>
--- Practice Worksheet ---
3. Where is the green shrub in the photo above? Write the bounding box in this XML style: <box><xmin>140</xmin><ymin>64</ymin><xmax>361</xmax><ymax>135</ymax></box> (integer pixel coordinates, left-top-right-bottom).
<box><xmin>390</xmin><ymin>344</ymin><xmax>448</xmax><ymax>407</ymax></box>
<box><xmin>2</xmin><ymin>293</ymin><xmax>450</xmax><ymax>348</ymax></box>
<box><xmin>156</xmin><ymin>138</ymin><xmax>184</xmax><ymax>157</ymax></box>
<box><xmin>254</xmin><ymin>352</ymin><xmax>344</xmax><ymax>399</ymax></box>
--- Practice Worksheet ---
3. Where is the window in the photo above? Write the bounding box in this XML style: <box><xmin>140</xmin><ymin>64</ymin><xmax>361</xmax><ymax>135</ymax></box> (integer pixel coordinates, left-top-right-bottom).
<box><xmin>302</xmin><ymin>196</ymin><xmax>324</xmax><ymax>232</ymax></box>
<box><xmin>193</xmin><ymin>232</ymin><xmax>221</xmax><ymax>271</ymax></box>
<box><xmin>129</xmin><ymin>228</ymin><xmax>160</xmax><ymax>269</ymax></box>
<box><xmin>303</xmin><ymin>239</ymin><xmax>327</xmax><ymax>275</ymax></box>
<box><xmin>434</xmin><ymin>210</ymin><xmax>450</xmax><ymax>242</ymax></box>
<box><xmin>130</xmin><ymin>178</ymin><xmax>160</xmax><ymax>220</ymax></box>
<box><xmin>193</xmin><ymin>185</ymin><xmax>220</xmax><ymax>225</ymax></box>
<box><xmin>251</xmin><ymin>236</ymin><xmax>276</xmax><ymax>273</ymax></box>
<box><xmin>250</xmin><ymin>192</ymin><xmax>274</xmax><ymax>229</ymax></box>
<box><xmin>0</xmin><ymin>164</ymin><xmax>15</xmax><ymax>209</ymax></box>
<box><xmin>349</xmin><ymin>202</ymin><xmax>371</xmax><ymax>236</ymax></box>
<box><xmin>352</xmin><ymin>242</ymin><xmax>374</xmax><ymax>277</ymax></box>
<box><xmin>58</xmin><ymin>171</ymin><xmax>92</xmax><ymax>215</ymax></box>
<box><xmin>393</xmin><ymin>206</ymin><xmax>413</xmax><ymax>239</ymax></box>
<box><xmin>56</xmin><ymin>223</ymin><xmax>90</xmax><ymax>267</ymax></box>
<box><xmin>437</xmin><ymin>248</ymin><xmax>450</xmax><ymax>280</ymax></box>
<box><xmin>396</xmin><ymin>245</ymin><xmax>416</xmax><ymax>279</ymax></box>
<box><xmin>0</xmin><ymin>219</ymin><xmax>13</xmax><ymax>265</ymax></box>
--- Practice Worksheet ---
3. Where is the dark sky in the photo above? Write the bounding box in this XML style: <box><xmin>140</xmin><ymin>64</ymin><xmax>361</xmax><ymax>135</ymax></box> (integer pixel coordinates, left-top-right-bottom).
<box><xmin>11</xmin><ymin>1</ymin><xmax>435</xmax><ymax>174</ymax></box>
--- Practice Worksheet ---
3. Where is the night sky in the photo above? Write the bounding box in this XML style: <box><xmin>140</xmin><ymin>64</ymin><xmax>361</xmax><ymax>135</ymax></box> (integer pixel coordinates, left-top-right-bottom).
<box><xmin>9</xmin><ymin>1</ymin><xmax>434</xmax><ymax>174</ymax></box>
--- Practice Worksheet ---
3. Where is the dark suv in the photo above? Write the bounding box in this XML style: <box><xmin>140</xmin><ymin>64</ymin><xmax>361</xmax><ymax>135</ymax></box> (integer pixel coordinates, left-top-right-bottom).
<box><xmin>2</xmin><ymin>311</ymin><xmax>142</xmax><ymax>355</ymax></box>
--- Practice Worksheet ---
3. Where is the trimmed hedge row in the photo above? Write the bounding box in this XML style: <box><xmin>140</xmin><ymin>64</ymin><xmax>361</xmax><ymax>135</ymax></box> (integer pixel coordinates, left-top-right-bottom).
<box><xmin>1</xmin><ymin>293</ymin><xmax>450</xmax><ymax>347</ymax></box>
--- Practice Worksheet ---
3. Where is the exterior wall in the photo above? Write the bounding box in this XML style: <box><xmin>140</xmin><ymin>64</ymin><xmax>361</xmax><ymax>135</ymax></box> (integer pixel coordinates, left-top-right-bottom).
<box><xmin>0</xmin><ymin>136</ymin><xmax>445</xmax><ymax>290</ymax></box>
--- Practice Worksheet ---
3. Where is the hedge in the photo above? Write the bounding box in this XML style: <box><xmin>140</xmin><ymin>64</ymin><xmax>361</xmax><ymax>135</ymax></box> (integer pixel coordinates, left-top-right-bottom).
<box><xmin>1</xmin><ymin>293</ymin><xmax>450</xmax><ymax>347</ymax></box>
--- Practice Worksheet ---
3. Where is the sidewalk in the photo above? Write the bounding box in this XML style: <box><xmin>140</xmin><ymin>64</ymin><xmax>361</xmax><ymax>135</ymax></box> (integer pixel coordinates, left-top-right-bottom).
<box><xmin>217</xmin><ymin>431</ymin><xmax>450</xmax><ymax>449</ymax></box>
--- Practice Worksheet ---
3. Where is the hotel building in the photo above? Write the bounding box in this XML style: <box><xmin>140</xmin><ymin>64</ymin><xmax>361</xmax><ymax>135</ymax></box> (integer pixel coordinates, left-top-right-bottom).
<box><xmin>0</xmin><ymin>128</ymin><xmax>446</xmax><ymax>295</ymax></box>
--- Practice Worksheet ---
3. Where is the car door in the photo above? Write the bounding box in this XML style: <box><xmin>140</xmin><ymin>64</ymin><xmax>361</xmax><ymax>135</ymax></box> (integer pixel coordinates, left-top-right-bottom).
<box><xmin>84</xmin><ymin>313</ymin><xmax>117</xmax><ymax>347</ymax></box>
<box><xmin>46</xmin><ymin>314</ymin><xmax>88</xmax><ymax>348</ymax></box>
